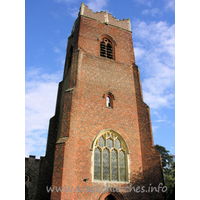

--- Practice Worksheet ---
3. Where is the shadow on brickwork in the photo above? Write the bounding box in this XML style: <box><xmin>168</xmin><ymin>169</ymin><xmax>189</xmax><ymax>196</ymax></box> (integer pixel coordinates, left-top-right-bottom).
<box><xmin>35</xmin><ymin>116</ymin><xmax>58</xmax><ymax>200</ymax></box>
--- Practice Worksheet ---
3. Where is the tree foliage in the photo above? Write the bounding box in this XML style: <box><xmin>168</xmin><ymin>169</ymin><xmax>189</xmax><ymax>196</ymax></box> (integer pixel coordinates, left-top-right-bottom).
<box><xmin>154</xmin><ymin>144</ymin><xmax>175</xmax><ymax>200</ymax></box>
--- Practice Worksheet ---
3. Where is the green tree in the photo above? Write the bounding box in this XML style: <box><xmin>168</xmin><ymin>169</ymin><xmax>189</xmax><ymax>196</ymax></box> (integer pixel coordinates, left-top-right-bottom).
<box><xmin>154</xmin><ymin>144</ymin><xmax>175</xmax><ymax>200</ymax></box>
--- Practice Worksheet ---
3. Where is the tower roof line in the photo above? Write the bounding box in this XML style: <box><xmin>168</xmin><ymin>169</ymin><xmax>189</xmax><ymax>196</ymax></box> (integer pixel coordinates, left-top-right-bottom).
<box><xmin>79</xmin><ymin>3</ymin><xmax>131</xmax><ymax>32</ymax></box>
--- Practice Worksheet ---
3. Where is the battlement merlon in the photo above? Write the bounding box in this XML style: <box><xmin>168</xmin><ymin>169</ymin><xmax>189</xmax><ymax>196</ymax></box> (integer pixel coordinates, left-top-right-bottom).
<box><xmin>79</xmin><ymin>3</ymin><xmax>131</xmax><ymax>32</ymax></box>
<box><xmin>25</xmin><ymin>155</ymin><xmax>41</xmax><ymax>163</ymax></box>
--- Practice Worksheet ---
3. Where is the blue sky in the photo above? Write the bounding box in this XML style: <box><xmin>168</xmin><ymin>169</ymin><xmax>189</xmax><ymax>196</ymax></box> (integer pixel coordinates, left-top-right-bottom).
<box><xmin>25</xmin><ymin>0</ymin><xmax>175</xmax><ymax>158</ymax></box>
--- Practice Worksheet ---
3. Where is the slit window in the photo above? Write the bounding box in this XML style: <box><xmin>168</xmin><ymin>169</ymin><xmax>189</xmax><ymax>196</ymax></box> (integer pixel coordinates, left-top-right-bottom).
<box><xmin>106</xmin><ymin>96</ymin><xmax>111</xmax><ymax>108</ymax></box>
<box><xmin>104</xmin><ymin>92</ymin><xmax>114</xmax><ymax>108</ymax></box>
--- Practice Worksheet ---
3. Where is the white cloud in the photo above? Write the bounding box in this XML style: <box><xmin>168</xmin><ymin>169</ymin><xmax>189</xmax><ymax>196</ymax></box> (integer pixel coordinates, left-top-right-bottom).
<box><xmin>86</xmin><ymin>0</ymin><xmax>108</xmax><ymax>12</ymax></box>
<box><xmin>133</xmin><ymin>0</ymin><xmax>175</xmax><ymax>12</ymax></box>
<box><xmin>52</xmin><ymin>45</ymin><xmax>66</xmax><ymax>67</ymax></box>
<box><xmin>133</xmin><ymin>0</ymin><xmax>152</xmax><ymax>7</ymax></box>
<box><xmin>165</xmin><ymin>0</ymin><xmax>175</xmax><ymax>12</ymax></box>
<box><xmin>54</xmin><ymin>0</ymin><xmax>108</xmax><ymax>18</ymax></box>
<box><xmin>132</xmin><ymin>20</ymin><xmax>175</xmax><ymax>110</ymax></box>
<box><xmin>53</xmin><ymin>46</ymin><xmax>62</xmax><ymax>54</ymax></box>
<box><xmin>155</xmin><ymin>119</ymin><xmax>167</xmax><ymax>123</ymax></box>
<box><xmin>68</xmin><ymin>7</ymin><xmax>80</xmax><ymax>18</ymax></box>
<box><xmin>53</xmin><ymin>0</ymin><xmax>79</xmax><ymax>18</ymax></box>
<box><xmin>134</xmin><ymin>47</ymin><xmax>146</xmax><ymax>59</ymax></box>
<box><xmin>142</xmin><ymin>8</ymin><xmax>161</xmax><ymax>16</ymax></box>
<box><xmin>152</xmin><ymin>125</ymin><xmax>159</xmax><ymax>133</ymax></box>
<box><xmin>25</xmin><ymin>68</ymin><xmax>62</xmax><ymax>157</ymax></box>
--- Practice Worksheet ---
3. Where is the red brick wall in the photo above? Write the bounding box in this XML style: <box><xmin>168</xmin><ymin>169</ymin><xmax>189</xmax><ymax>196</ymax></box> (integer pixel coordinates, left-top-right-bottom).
<box><xmin>78</xmin><ymin>16</ymin><xmax>135</xmax><ymax>66</ymax></box>
<box><xmin>50</xmin><ymin>13</ymin><xmax>164</xmax><ymax>200</ymax></box>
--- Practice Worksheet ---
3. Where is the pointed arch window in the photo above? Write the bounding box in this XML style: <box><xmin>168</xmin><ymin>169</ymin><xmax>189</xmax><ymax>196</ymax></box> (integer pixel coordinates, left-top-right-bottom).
<box><xmin>100</xmin><ymin>38</ymin><xmax>114</xmax><ymax>59</ymax></box>
<box><xmin>103</xmin><ymin>92</ymin><xmax>114</xmax><ymax>108</ymax></box>
<box><xmin>93</xmin><ymin>130</ymin><xmax>129</xmax><ymax>182</ymax></box>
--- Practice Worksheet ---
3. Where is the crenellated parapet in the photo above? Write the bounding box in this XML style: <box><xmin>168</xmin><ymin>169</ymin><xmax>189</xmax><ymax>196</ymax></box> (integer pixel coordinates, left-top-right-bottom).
<box><xmin>79</xmin><ymin>3</ymin><xmax>131</xmax><ymax>32</ymax></box>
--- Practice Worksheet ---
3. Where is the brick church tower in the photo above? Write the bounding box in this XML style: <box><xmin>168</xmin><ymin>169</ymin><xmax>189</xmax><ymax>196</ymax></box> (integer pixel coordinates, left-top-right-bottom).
<box><xmin>35</xmin><ymin>3</ymin><xmax>165</xmax><ymax>200</ymax></box>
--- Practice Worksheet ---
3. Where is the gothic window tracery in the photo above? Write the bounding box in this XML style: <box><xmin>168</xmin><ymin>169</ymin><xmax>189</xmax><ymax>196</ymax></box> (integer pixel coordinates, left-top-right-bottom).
<box><xmin>100</xmin><ymin>38</ymin><xmax>114</xmax><ymax>59</ymax></box>
<box><xmin>93</xmin><ymin>130</ymin><xmax>128</xmax><ymax>182</ymax></box>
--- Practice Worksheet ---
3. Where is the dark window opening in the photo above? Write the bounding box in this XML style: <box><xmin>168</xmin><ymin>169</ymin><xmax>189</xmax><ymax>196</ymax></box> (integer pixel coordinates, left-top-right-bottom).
<box><xmin>100</xmin><ymin>42</ymin><xmax>106</xmax><ymax>57</ymax></box>
<box><xmin>68</xmin><ymin>46</ymin><xmax>73</xmax><ymax>69</ymax></box>
<box><xmin>105</xmin><ymin>194</ymin><xmax>116</xmax><ymax>200</ymax></box>
<box><xmin>107</xmin><ymin>43</ymin><xmax>113</xmax><ymax>59</ymax></box>
<box><xmin>100</xmin><ymin>38</ymin><xmax>113</xmax><ymax>59</ymax></box>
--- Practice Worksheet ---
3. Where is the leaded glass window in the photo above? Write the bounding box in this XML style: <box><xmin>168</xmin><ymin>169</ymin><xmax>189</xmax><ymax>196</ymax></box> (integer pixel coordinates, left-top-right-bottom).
<box><xmin>115</xmin><ymin>138</ymin><xmax>121</xmax><ymax>149</ymax></box>
<box><xmin>119</xmin><ymin>150</ymin><xmax>126</xmax><ymax>181</ymax></box>
<box><xmin>103</xmin><ymin>148</ymin><xmax>110</xmax><ymax>180</ymax></box>
<box><xmin>107</xmin><ymin>138</ymin><xmax>113</xmax><ymax>149</ymax></box>
<box><xmin>111</xmin><ymin>149</ymin><xmax>118</xmax><ymax>181</ymax></box>
<box><xmin>93</xmin><ymin>130</ymin><xmax>128</xmax><ymax>182</ymax></box>
<box><xmin>99</xmin><ymin>136</ymin><xmax>105</xmax><ymax>148</ymax></box>
<box><xmin>94</xmin><ymin>148</ymin><xmax>101</xmax><ymax>180</ymax></box>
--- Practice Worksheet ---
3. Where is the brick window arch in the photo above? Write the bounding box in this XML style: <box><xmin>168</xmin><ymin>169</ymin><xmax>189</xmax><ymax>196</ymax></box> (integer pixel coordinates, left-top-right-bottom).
<box><xmin>100</xmin><ymin>36</ymin><xmax>115</xmax><ymax>60</ymax></box>
<box><xmin>103</xmin><ymin>92</ymin><xmax>115</xmax><ymax>108</ymax></box>
<box><xmin>99</xmin><ymin>191</ymin><xmax>124</xmax><ymax>200</ymax></box>
<box><xmin>92</xmin><ymin>130</ymin><xmax>129</xmax><ymax>182</ymax></box>
<box><xmin>105</xmin><ymin>194</ymin><xmax>116</xmax><ymax>200</ymax></box>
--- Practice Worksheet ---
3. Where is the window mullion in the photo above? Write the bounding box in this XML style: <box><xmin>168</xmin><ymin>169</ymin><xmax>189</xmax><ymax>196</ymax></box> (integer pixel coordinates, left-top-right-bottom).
<box><xmin>118</xmin><ymin>150</ymin><xmax>120</xmax><ymax>181</ymax></box>
<box><xmin>109</xmin><ymin>149</ymin><xmax>111</xmax><ymax>181</ymax></box>
<box><xmin>106</xmin><ymin>44</ymin><xmax>107</xmax><ymax>58</ymax></box>
<box><xmin>125</xmin><ymin>153</ymin><xmax>128</xmax><ymax>182</ymax></box>
<box><xmin>101</xmin><ymin>148</ymin><xmax>103</xmax><ymax>180</ymax></box>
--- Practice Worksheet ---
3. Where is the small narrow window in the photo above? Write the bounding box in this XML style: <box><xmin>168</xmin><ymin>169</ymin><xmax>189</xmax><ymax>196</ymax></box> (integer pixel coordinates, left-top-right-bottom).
<box><xmin>106</xmin><ymin>96</ymin><xmax>111</xmax><ymax>108</ymax></box>
<box><xmin>103</xmin><ymin>92</ymin><xmax>114</xmax><ymax>108</ymax></box>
